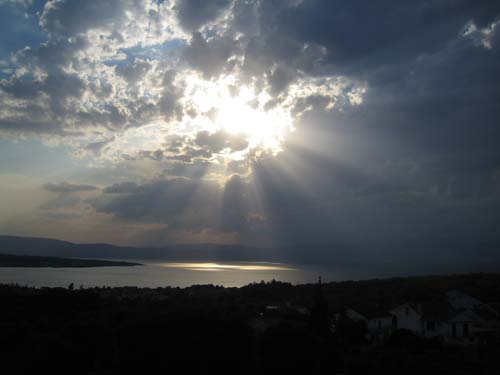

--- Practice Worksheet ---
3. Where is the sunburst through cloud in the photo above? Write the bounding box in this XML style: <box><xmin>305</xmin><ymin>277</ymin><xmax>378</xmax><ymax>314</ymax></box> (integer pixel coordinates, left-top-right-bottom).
<box><xmin>2</xmin><ymin>1</ymin><xmax>500</xmax><ymax>371</ymax></box>
<box><xmin>1</xmin><ymin>0</ymin><xmax>500</xmax><ymax>273</ymax></box>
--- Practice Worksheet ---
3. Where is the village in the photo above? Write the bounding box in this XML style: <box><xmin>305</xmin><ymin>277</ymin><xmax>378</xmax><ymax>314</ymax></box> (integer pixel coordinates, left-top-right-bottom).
<box><xmin>2</xmin><ymin>273</ymin><xmax>500</xmax><ymax>373</ymax></box>
<box><xmin>253</xmin><ymin>280</ymin><xmax>500</xmax><ymax>348</ymax></box>
<box><xmin>340</xmin><ymin>289</ymin><xmax>500</xmax><ymax>345</ymax></box>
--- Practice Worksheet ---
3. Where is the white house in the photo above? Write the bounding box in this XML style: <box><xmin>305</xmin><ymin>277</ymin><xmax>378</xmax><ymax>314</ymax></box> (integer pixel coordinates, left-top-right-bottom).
<box><xmin>344</xmin><ymin>290</ymin><xmax>499</xmax><ymax>343</ymax></box>
<box><xmin>420</xmin><ymin>299</ymin><xmax>453</xmax><ymax>338</ymax></box>
<box><xmin>447</xmin><ymin>290</ymin><xmax>482</xmax><ymax>310</ymax></box>
<box><xmin>334</xmin><ymin>308</ymin><xmax>392</xmax><ymax>340</ymax></box>
<box><xmin>448</xmin><ymin>308</ymin><xmax>499</xmax><ymax>341</ymax></box>
<box><xmin>389</xmin><ymin>303</ymin><xmax>422</xmax><ymax>334</ymax></box>
<box><xmin>367</xmin><ymin>314</ymin><xmax>393</xmax><ymax>338</ymax></box>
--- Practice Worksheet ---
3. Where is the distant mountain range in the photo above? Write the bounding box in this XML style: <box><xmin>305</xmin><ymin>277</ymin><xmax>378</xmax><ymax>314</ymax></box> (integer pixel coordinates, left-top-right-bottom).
<box><xmin>1</xmin><ymin>235</ymin><xmax>499</xmax><ymax>274</ymax></box>
<box><xmin>0</xmin><ymin>235</ymin><xmax>381</xmax><ymax>265</ymax></box>
<box><xmin>0</xmin><ymin>235</ymin><xmax>278</xmax><ymax>263</ymax></box>
<box><xmin>0</xmin><ymin>235</ymin><xmax>381</xmax><ymax>266</ymax></box>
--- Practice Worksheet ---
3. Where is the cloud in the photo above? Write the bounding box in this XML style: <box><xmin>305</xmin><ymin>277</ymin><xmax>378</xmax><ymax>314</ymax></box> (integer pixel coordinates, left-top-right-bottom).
<box><xmin>1</xmin><ymin>0</ymin><xmax>500</xmax><ymax>260</ymax></box>
<box><xmin>39</xmin><ymin>193</ymin><xmax>81</xmax><ymax>210</ymax></box>
<box><xmin>183</xmin><ymin>32</ymin><xmax>236</xmax><ymax>78</ymax></box>
<box><xmin>103</xmin><ymin>181</ymin><xmax>139</xmax><ymax>194</ymax></box>
<box><xmin>89</xmin><ymin>175</ymin><xmax>269</xmax><ymax>244</ymax></box>
<box><xmin>92</xmin><ymin>178</ymin><xmax>222</xmax><ymax>228</ymax></box>
<box><xmin>268</xmin><ymin>0</ymin><xmax>500</xmax><ymax>74</ymax></box>
<box><xmin>194</xmin><ymin>130</ymin><xmax>248</xmax><ymax>153</ymax></box>
<box><xmin>115</xmin><ymin>58</ymin><xmax>153</xmax><ymax>84</ymax></box>
<box><xmin>0</xmin><ymin>0</ymin><xmax>181</xmax><ymax>139</ymax></box>
<box><xmin>175</xmin><ymin>0</ymin><xmax>232</xmax><ymax>31</ymax></box>
<box><xmin>40</xmin><ymin>0</ymin><xmax>128</xmax><ymax>37</ymax></box>
<box><xmin>84</xmin><ymin>137</ymin><xmax>115</xmax><ymax>156</ymax></box>
<box><xmin>220</xmin><ymin>173</ymin><xmax>249</xmax><ymax>232</ymax></box>
<box><xmin>0</xmin><ymin>0</ymin><xmax>32</xmax><ymax>8</ymax></box>
<box><xmin>40</xmin><ymin>181</ymin><xmax>99</xmax><ymax>212</ymax></box>
<box><xmin>0</xmin><ymin>0</ymin><xmax>361</xmax><ymax>143</ymax></box>
<box><xmin>44</xmin><ymin>182</ymin><xmax>98</xmax><ymax>193</ymax></box>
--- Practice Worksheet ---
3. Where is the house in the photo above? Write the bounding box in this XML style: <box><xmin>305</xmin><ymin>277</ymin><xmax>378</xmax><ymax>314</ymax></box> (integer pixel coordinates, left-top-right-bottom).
<box><xmin>346</xmin><ymin>308</ymin><xmax>394</xmax><ymax>340</ymax></box>
<box><xmin>366</xmin><ymin>313</ymin><xmax>394</xmax><ymax>341</ymax></box>
<box><xmin>422</xmin><ymin>292</ymin><xmax>500</xmax><ymax>342</ymax></box>
<box><xmin>389</xmin><ymin>303</ymin><xmax>422</xmax><ymax>334</ymax></box>
<box><xmin>343</xmin><ymin>290</ymin><xmax>499</xmax><ymax>344</ymax></box>
<box><xmin>447</xmin><ymin>290</ymin><xmax>482</xmax><ymax>310</ymax></box>
<box><xmin>420</xmin><ymin>299</ymin><xmax>453</xmax><ymax>338</ymax></box>
<box><xmin>331</xmin><ymin>307</ymin><xmax>390</xmax><ymax>341</ymax></box>
<box><xmin>444</xmin><ymin>290</ymin><xmax>500</xmax><ymax>343</ymax></box>
<box><xmin>448</xmin><ymin>305</ymin><xmax>499</xmax><ymax>343</ymax></box>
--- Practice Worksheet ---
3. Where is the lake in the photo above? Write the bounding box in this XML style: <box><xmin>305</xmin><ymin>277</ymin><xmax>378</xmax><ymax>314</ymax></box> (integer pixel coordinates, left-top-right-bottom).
<box><xmin>0</xmin><ymin>261</ymin><xmax>364</xmax><ymax>288</ymax></box>
<box><xmin>0</xmin><ymin>260</ymin><xmax>496</xmax><ymax>288</ymax></box>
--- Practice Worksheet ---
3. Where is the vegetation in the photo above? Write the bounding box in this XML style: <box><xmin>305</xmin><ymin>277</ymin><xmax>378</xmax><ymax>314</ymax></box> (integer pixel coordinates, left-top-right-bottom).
<box><xmin>1</xmin><ymin>273</ymin><xmax>500</xmax><ymax>374</ymax></box>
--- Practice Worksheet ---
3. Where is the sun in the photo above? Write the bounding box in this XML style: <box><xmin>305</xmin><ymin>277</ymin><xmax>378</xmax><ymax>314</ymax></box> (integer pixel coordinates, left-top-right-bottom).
<box><xmin>97</xmin><ymin>74</ymin><xmax>295</xmax><ymax>169</ymax></box>
<box><xmin>216</xmin><ymin>88</ymin><xmax>292</xmax><ymax>152</ymax></box>
<box><xmin>181</xmin><ymin>74</ymin><xmax>294</xmax><ymax>159</ymax></box>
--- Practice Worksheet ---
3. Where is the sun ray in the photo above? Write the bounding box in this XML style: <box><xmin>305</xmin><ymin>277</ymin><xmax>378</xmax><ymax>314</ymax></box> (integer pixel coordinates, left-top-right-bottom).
<box><xmin>179</xmin><ymin>74</ymin><xmax>294</xmax><ymax>162</ymax></box>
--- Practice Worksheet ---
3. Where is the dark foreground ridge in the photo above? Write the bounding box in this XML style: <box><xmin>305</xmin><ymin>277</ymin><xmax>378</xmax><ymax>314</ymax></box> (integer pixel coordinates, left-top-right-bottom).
<box><xmin>2</xmin><ymin>272</ymin><xmax>500</xmax><ymax>374</ymax></box>
<box><xmin>0</xmin><ymin>253</ymin><xmax>141</xmax><ymax>267</ymax></box>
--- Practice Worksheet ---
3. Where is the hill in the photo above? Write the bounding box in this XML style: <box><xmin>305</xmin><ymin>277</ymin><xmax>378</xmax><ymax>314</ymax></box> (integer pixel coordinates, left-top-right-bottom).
<box><xmin>1</xmin><ymin>235</ymin><xmax>500</xmax><ymax>277</ymax></box>
<box><xmin>0</xmin><ymin>253</ymin><xmax>141</xmax><ymax>267</ymax></box>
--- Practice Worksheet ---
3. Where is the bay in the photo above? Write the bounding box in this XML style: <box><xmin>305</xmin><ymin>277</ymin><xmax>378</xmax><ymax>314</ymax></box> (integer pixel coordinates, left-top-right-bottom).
<box><xmin>1</xmin><ymin>260</ymin><xmax>495</xmax><ymax>288</ymax></box>
<box><xmin>0</xmin><ymin>261</ymin><xmax>353</xmax><ymax>288</ymax></box>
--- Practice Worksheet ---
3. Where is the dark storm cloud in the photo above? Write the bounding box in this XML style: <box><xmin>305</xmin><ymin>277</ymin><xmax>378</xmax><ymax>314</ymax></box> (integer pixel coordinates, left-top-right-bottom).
<box><xmin>185</xmin><ymin>0</ymin><xmax>500</xmax><ymax>256</ymax></box>
<box><xmin>174</xmin><ymin>0</ymin><xmax>500</xmax><ymax>90</ymax></box>
<box><xmin>92</xmin><ymin>178</ymin><xmax>222</xmax><ymax>229</ymax></box>
<box><xmin>39</xmin><ymin>0</ymin><xmax>127</xmax><ymax>37</ymax></box>
<box><xmin>15</xmin><ymin>37</ymin><xmax>89</xmax><ymax>73</ymax></box>
<box><xmin>163</xmin><ymin>159</ymin><xmax>221</xmax><ymax>179</ymax></box>
<box><xmin>220</xmin><ymin>174</ymin><xmax>248</xmax><ymax>232</ymax></box>
<box><xmin>91</xmin><ymin>176</ymin><xmax>260</xmax><ymax>240</ymax></box>
<box><xmin>250</xmin><ymin>27</ymin><xmax>500</xmax><ymax>255</ymax></box>
<box><xmin>115</xmin><ymin>59</ymin><xmax>152</xmax><ymax>83</ymax></box>
<box><xmin>1</xmin><ymin>0</ymin><xmax>500</xmax><ymax>265</ymax></box>
<box><xmin>269</xmin><ymin>0</ymin><xmax>500</xmax><ymax>74</ymax></box>
<box><xmin>0</xmin><ymin>78</ymin><xmax>43</xmax><ymax>99</ymax></box>
<box><xmin>183</xmin><ymin>32</ymin><xmax>236</xmax><ymax>78</ymax></box>
<box><xmin>175</xmin><ymin>0</ymin><xmax>232</xmax><ymax>31</ymax></box>
<box><xmin>103</xmin><ymin>181</ymin><xmax>139</xmax><ymax>194</ymax></box>
<box><xmin>159</xmin><ymin>69</ymin><xmax>184</xmax><ymax>120</ymax></box>
<box><xmin>1</xmin><ymin>72</ymin><xmax>85</xmax><ymax>101</ymax></box>
<box><xmin>0</xmin><ymin>72</ymin><xmax>87</xmax><ymax>134</ymax></box>
<box><xmin>251</xmin><ymin>141</ymin><xmax>500</xmax><ymax>263</ymax></box>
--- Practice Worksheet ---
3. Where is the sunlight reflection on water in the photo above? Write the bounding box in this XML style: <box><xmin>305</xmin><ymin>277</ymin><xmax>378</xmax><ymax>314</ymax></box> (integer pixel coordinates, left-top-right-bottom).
<box><xmin>0</xmin><ymin>261</ymin><xmax>308</xmax><ymax>288</ymax></box>
<box><xmin>158</xmin><ymin>262</ymin><xmax>295</xmax><ymax>272</ymax></box>
<box><xmin>0</xmin><ymin>261</ymin><xmax>478</xmax><ymax>288</ymax></box>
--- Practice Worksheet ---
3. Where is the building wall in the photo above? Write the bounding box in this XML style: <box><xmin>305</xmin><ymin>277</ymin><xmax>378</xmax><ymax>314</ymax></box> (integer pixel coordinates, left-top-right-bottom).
<box><xmin>367</xmin><ymin>316</ymin><xmax>392</xmax><ymax>333</ymax></box>
<box><xmin>423</xmin><ymin>320</ymin><xmax>450</xmax><ymax>337</ymax></box>
<box><xmin>447</xmin><ymin>290</ymin><xmax>482</xmax><ymax>310</ymax></box>
<box><xmin>390</xmin><ymin>304</ymin><xmax>422</xmax><ymax>334</ymax></box>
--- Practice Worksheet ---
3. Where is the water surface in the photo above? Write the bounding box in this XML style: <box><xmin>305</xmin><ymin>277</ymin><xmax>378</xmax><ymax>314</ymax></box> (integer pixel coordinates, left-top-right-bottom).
<box><xmin>0</xmin><ymin>261</ymin><xmax>322</xmax><ymax>288</ymax></box>
<box><xmin>1</xmin><ymin>260</ymin><xmax>495</xmax><ymax>288</ymax></box>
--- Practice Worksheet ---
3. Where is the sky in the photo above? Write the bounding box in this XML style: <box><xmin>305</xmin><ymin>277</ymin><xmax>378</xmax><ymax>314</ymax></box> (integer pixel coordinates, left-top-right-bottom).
<box><xmin>0</xmin><ymin>0</ymin><xmax>500</xmax><ymax>265</ymax></box>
